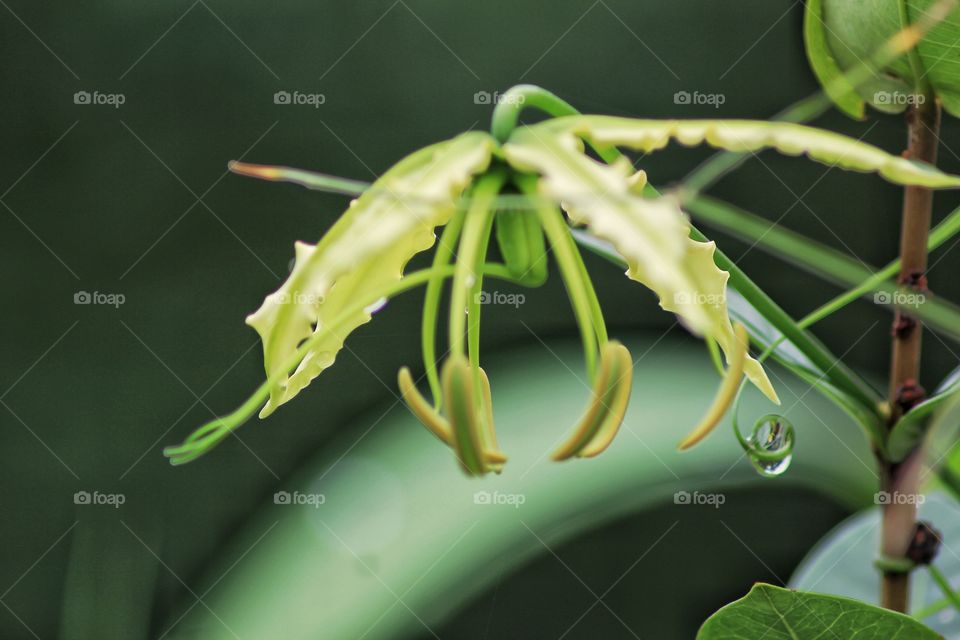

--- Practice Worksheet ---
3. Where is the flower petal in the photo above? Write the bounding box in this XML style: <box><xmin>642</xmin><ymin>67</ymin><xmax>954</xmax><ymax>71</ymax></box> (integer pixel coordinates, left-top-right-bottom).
<box><xmin>248</xmin><ymin>132</ymin><xmax>496</xmax><ymax>416</ymax></box>
<box><xmin>551</xmin><ymin>116</ymin><xmax>960</xmax><ymax>188</ymax></box>
<box><xmin>503</xmin><ymin>127</ymin><xmax>778</xmax><ymax>403</ymax></box>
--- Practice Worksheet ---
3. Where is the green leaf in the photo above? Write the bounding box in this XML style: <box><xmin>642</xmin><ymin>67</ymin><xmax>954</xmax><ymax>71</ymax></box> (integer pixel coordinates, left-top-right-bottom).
<box><xmin>687</xmin><ymin>195</ymin><xmax>960</xmax><ymax>343</ymax></box>
<box><xmin>503</xmin><ymin>128</ymin><xmax>779</xmax><ymax>404</ymax></box>
<box><xmin>536</xmin><ymin>115</ymin><xmax>960</xmax><ymax>188</ymax></box>
<box><xmin>804</xmin><ymin>0</ymin><xmax>867</xmax><ymax>119</ymax></box>
<box><xmin>697</xmin><ymin>583</ymin><xmax>941</xmax><ymax>639</ymax></box>
<box><xmin>247</xmin><ymin>132</ymin><xmax>495</xmax><ymax>417</ymax></box>
<box><xmin>791</xmin><ymin>492</ymin><xmax>960</xmax><ymax>636</ymax></box>
<box><xmin>888</xmin><ymin>365</ymin><xmax>960</xmax><ymax>461</ymax></box>
<box><xmin>818</xmin><ymin>0</ymin><xmax>960</xmax><ymax>117</ymax></box>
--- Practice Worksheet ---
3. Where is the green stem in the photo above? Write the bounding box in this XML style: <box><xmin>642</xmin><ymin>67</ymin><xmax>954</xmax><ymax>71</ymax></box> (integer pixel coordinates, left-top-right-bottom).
<box><xmin>165</xmin><ymin>262</ymin><xmax>523</xmax><ymax>464</ymax></box>
<box><xmin>700</xmin><ymin>226</ymin><xmax>883</xmax><ymax>410</ymax></box>
<box><xmin>489</xmin><ymin>85</ymin><xmax>619</xmax><ymax>163</ymax></box>
<box><xmin>515</xmin><ymin>176</ymin><xmax>608</xmax><ymax>349</ymax></box>
<box><xmin>685</xmin><ymin>195</ymin><xmax>960</xmax><ymax>341</ymax></box>
<box><xmin>468</xmin><ymin>202</ymin><xmax>495</xmax><ymax>401</ymax></box>
<box><xmin>422</xmin><ymin>207</ymin><xmax>467</xmax><ymax>408</ymax></box>
<box><xmin>912</xmin><ymin>598</ymin><xmax>949</xmax><ymax>620</ymax></box>
<box><xmin>706</xmin><ymin>338</ymin><xmax>725</xmax><ymax>377</ymax></box>
<box><xmin>927</xmin><ymin>564</ymin><xmax>960</xmax><ymax>615</ymax></box>
<box><xmin>448</xmin><ymin>171</ymin><xmax>507</xmax><ymax>357</ymax></box>
<box><xmin>538</xmin><ymin>198</ymin><xmax>606</xmax><ymax>380</ymax></box>
<box><xmin>571</xmin><ymin>220</ymin><xmax>881</xmax><ymax>412</ymax></box>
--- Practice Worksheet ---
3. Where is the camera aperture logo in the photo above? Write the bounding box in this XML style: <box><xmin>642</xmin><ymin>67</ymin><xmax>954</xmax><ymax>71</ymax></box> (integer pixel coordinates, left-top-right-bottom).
<box><xmin>674</xmin><ymin>490</ymin><xmax>725</xmax><ymax>509</ymax></box>
<box><xmin>673</xmin><ymin>91</ymin><xmax>725</xmax><ymax>108</ymax></box>
<box><xmin>74</xmin><ymin>291</ymin><xmax>125</xmax><ymax>308</ymax></box>
<box><xmin>74</xmin><ymin>490</ymin><xmax>126</xmax><ymax>509</ymax></box>
<box><xmin>274</xmin><ymin>90</ymin><xmax>326</xmax><ymax>108</ymax></box>
<box><xmin>274</xmin><ymin>490</ymin><xmax>326</xmax><ymax>508</ymax></box>
<box><xmin>874</xmin><ymin>491</ymin><xmax>925</xmax><ymax>506</ymax></box>
<box><xmin>475</xmin><ymin>290</ymin><xmax>525</xmax><ymax>308</ymax></box>
<box><xmin>474</xmin><ymin>490</ymin><xmax>525</xmax><ymax>508</ymax></box>
<box><xmin>474</xmin><ymin>91</ymin><xmax>525</xmax><ymax>106</ymax></box>
<box><xmin>873</xmin><ymin>91</ymin><xmax>925</xmax><ymax>106</ymax></box>
<box><xmin>73</xmin><ymin>90</ymin><xmax>125</xmax><ymax>109</ymax></box>
<box><xmin>874</xmin><ymin>290</ymin><xmax>925</xmax><ymax>308</ymax></box>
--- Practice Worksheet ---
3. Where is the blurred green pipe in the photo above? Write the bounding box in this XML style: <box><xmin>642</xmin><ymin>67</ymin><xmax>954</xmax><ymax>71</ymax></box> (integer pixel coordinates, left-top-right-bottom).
<box><xmin>166</xmin><ymin>335</ymin><xmax>875</xmax><ymax>639</ymax></box>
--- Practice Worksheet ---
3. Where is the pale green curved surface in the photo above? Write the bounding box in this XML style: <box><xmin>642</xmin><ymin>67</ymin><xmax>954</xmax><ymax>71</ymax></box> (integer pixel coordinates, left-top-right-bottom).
<box><xmin>791</xmin><ymin>493</ymin><xmax>960</xmax><ymax>638</ymax></box>
<box><xmin>166</xmin><ymin>335</ymin><xmax>875</xmax><ymax>639</ymax></box>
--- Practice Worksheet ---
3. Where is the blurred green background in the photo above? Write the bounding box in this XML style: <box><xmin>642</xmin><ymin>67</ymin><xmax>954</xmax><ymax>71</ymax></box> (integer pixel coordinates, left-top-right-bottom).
<box><xmin>2</xmin><ymin>1</ymin><xmax>960</xmax><ymax>638</ymax></box>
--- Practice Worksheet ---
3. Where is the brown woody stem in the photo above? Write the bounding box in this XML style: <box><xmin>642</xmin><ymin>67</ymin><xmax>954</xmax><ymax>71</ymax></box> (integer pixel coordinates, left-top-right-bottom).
<box><xmin>880</xmin><ymin>95</ymin><xmax>940</xmax><ymax>613</ymax></box>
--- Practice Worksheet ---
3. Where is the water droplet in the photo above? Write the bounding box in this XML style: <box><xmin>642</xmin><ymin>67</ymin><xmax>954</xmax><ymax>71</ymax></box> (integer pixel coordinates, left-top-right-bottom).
<box><xmin>465</xmin><ymin>275</ymin><xmax>476</xmax><ymax>288</ymax></box>
<box><xmin>364</xmin><ymin>297</ymin><xmax>388</xmax><ymax>315</ymax></box>
<box><xmin>747</xmin><ymin>416</ymin><xmax>794</xmax><ymax>478</ymax></box>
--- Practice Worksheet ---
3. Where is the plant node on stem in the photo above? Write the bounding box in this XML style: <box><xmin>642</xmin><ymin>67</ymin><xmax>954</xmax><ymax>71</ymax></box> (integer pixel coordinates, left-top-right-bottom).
<box><xmin>881</xmin><ymin>94</ymin><xmax>941</xmax><ymax>613</ymax></box>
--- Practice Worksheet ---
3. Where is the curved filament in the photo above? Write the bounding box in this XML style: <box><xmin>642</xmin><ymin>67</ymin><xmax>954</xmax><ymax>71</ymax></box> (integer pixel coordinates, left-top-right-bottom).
<box><xmin>677</xmin><ymin>323</ymin><xmax>749</xmax><ymax>450</ymax></box>
<box><xmin>553</xmin><ymin>341</ymin><xmax>633</xmax><ymax>461</ymax></box>
<box><xmin>398</xmin><ymin>366</ymin><xmax>507</xmax><ymax>467</ymax></box>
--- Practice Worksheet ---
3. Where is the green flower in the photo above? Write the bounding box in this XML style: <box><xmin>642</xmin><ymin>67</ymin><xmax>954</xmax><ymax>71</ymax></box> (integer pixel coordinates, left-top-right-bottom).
<box><xmin>165</xmin><ymin>86</ymin><xmax>960</xmax><ymax>474</ymax></box>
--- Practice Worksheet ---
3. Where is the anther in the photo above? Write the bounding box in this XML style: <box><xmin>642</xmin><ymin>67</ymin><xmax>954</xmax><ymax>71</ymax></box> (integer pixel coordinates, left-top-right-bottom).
<box><xmin>399</xmin><ymin>365</ymin><xmax>506</xmax><ymax>472</ymax></box>
<box><xmin>552</xmin><ymin>341</ymin><xmax>633</xmax><ymax>461</ymax></box>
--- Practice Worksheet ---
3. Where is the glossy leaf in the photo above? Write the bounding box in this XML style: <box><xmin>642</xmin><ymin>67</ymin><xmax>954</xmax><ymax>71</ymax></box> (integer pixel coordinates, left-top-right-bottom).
<box><xmin>803</xmin><ymin>0</ymin><xmax>866</xmax><ymax>119</ymax></box>
<box><xmin>814</xmin><ymin>0</ymin><xmax>960</xmax><ymax>117</ymax></box>
<box><xmin>888</xmin><ymin>364</ymin><xmax>960</xmax><ymax>461</ymax></box>
<box><xmin>791</xmin><ymin>493</ymin><xmax>960</xmax><ymax>637</ymax></box>
<box><xmin>697</xmin><ymin>583</ymin><xmax>940</xmax><ymax>639</ymax></box>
